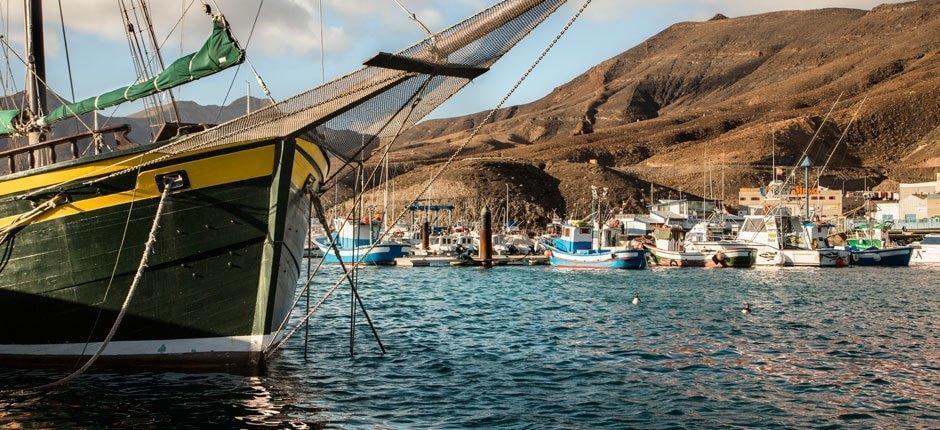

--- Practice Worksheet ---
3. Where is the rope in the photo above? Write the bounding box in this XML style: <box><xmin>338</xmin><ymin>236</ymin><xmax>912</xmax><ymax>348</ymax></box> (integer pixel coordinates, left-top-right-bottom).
<box><xmin>214</xmin><ymin>0</ymin><xmax>266</xmax><ymax>122</ymax></box>
<box><xmin>56</xmin><ymin>0</ymin><xmax>77</xmax><ymax>132</ymax></box>
<box><xmin>265</xmin><ymin>0</ymin><xmax>593</xmax><ymax>355</ymax></box>
<box><xmin>265</xmin><ymin>77</ymin><xmax>434</xmax><ymax>356</ymax></box>
<box><xmin>0</xmin><ymin>36</ymin><xmax>95</xmax><ymax>135</ymax></box>
<box><xmin>813</xmin><ymin>97</ymin><xmax>866</xmax><ymax>190</ymax></box>
<box><xmin>15</xmin><ymin>184</ymin><xmax>172</xmax><ymax>395</ymax></box>
<box><xmin>0</xmin><ymin>194</ymin><xmax>67</xmax><ymax>245</ymax></box>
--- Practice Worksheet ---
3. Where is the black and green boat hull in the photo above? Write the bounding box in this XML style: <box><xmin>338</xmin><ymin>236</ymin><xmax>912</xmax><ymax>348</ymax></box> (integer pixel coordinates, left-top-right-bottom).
<box><xmin>0</xmin><ymin>138</ymin><xmax>327</xmax><ymax>371</ymax></box>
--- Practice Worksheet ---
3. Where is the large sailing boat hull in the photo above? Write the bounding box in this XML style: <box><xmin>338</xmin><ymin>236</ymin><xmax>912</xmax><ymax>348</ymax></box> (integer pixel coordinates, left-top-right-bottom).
<box><xmin>0</xmin><ymin>138</ymin><xmax>329</xmax><ymax>371</ymax></box>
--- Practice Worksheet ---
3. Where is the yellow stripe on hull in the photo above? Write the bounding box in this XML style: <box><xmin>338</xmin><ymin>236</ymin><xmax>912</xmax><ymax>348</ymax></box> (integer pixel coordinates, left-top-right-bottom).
<box><xmin>0</xmin><ymin>139</ymin><xmax>330</xmax><ymax>230</ymax></box>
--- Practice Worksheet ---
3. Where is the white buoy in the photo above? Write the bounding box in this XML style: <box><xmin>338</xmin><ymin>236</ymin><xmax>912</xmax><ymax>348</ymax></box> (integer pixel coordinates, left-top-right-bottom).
<box><xmin>741</xmin><ymin>303</ymin><xmax>751</xmax><ymax>315</ymax></box>
<box><xmin>632</xmin><ymin>293</ymin><xmax>640</xmax><ymax>305</ymax></box>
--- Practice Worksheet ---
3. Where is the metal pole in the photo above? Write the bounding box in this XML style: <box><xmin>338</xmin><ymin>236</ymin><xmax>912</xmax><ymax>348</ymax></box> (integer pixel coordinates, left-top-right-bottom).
<box><xmin>804</xmin><ymin>162</ymin><xmax>810</xmax><ymax>220</ymax></box>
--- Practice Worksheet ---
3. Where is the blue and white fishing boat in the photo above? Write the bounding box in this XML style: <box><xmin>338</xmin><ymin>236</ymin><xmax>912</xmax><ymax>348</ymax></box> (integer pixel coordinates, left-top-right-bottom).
<box><xmin>545</xmin><ymin>222</ymin><xmax>647</xmax><ymax>269</ymax></box>
<box><xmin>314</xmin><ymin>220</ymin><xmax>411</xmax><ymax>265</ymax></box>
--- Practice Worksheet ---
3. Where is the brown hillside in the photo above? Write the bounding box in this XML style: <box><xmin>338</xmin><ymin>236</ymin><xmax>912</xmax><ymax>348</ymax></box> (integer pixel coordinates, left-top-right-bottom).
<box><xmin>387</xmin><ymin>0</ymin><xmax>939</xmax><ymax>210</ymax></box>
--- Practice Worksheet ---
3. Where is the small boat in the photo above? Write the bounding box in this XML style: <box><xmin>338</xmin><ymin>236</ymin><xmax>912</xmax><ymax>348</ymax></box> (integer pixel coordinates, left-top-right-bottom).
<box><xmin>490</xmin><ymin>233</ymin><xmax>535</xmax><ymax>256</ymax></box>
<box><xmin>912</xmin><ymin>234</ymin><xmax>940</xmax><ymax>265</ymax></box>
<box><xmin>646</xmin><ymin>227</ymin><xmax>706</xmax><ymax>267</ymax></box>
<box><xmin>682</xmin><ymin>222</ymin><xmax>757</xmax><ymax>268</ymax></box>
<box><xmin>427</xmin><ymin>232</ymin><xmax>477</xmax><ymax>256</ymax></box>
<box><xmin>314</xmin><ymin>220</ymin><xmax>410</xmax><ymax>265</ymax></box>
<box><xmin>849</xmin><ymin>246</ymin><xmax>914</xmax><ymax>267</ymax></box>
<box><xmin>545</xmin><ymin>222</ymin><xmax>646</xmax><ymax>270</ymax></box>
<box><xmin>844</xmin><ymin>225</ymin><xmax>912</xmax><ymax>267</ymax></box>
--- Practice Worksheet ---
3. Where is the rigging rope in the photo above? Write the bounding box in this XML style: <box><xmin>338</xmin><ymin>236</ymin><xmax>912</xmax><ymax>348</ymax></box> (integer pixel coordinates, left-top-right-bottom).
<box><xmin>56</xmin><ymin>0</ymin><xmax>76</xmax><ymax>131</ymax></box>
<box><xmin>813</xmin><ymin>97</ymin><xmax>867</xmax><ymax>190</ymax></box>
<box><xmin>215</xmin><ymin>0</ymin><xmax>266</xmax><ymax>122</ymax></box>
<box><xmin>0</xmin><ymin>36</ymin><xmax>95</xmax><ymax>135</ymax></box>
<box><xmin>266</xmin><ymin>0</ymin><xmax>593</xmax><ymax>356</ymax></box>
<box><xmin>265</xmin><ymin>77</ymin><xmax>434</xmax><ymax>357</ymax></box>
<box><xmin>14</xmin><ymin>184</ymin><xmax>172</xmax><ymax>394</ymax></box>
<box><xmin>0</xmin><ymin>194</ymin><xmax>66</xmax><ymax>245</ymax></box>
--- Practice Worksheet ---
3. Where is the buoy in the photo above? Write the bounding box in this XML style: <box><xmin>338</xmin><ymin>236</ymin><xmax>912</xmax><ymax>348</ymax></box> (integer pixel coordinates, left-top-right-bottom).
<box><xmin>632</xmin><ymin>293</ymin><xmax>640</xmax><ymax>305</ymax></box>
<box><xmin>741</xmin><ymin>303</ymin><xmax>751</xmax><ymax>315</ymax></box>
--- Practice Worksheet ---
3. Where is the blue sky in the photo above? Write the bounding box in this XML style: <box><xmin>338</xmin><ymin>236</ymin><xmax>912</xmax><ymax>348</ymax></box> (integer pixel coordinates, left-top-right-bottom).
<box><xmin>2</xmin><ymin>0</ymin><xmax>900</xmax><ymax>120</ymax></box>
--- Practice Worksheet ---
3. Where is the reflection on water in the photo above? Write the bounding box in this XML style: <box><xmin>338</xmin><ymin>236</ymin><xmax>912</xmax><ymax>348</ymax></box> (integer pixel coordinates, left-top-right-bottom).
<box><xmin>1</xmin><ymin>266</ymin><xmax>938</xmax><ymax>428</ymax></box>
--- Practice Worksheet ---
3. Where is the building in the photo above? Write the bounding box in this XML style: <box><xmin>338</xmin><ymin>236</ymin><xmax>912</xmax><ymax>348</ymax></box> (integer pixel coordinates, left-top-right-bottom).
<box><xmin>649</xmin><ymin>199</ymin><xmax>716</xmax><ymax>220</ymax></box>
<box><xmin>873</xmin><ymin>200</ymin><xmax>900</xmax><ymax>223</ymax></box>
<box><xmin>738</xmin><ymin>182</ymin><xmax>844</xmax><ymax>220</ymax></box>
<box><xmin>612</xmin><ymin>214</ymin><xmax>654</xmax><ymax>236</ymax></box>
<box><xmin>898</xmin><ymin>172</ymin><xmax>940</xmax><ymax>221</ymax></box>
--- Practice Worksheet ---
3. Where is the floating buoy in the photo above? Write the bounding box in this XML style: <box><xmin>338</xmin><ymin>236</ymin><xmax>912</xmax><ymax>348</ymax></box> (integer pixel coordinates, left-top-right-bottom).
<box><xmin>741</xmin><ymin>303</ymin><xmax>751</xmax><ymax>315</ymax></box>
<box><xmin>632</xmin><ymin>293</ymin><xmax>640</xmax><ymax>305</ymax></box>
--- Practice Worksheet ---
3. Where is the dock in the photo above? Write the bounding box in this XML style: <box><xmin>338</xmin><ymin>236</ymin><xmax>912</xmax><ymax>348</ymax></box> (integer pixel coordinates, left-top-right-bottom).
<box><xmin>395</xmin><ymin>255</ymin><xmax>548</xmax><ymax>267</ymax></box>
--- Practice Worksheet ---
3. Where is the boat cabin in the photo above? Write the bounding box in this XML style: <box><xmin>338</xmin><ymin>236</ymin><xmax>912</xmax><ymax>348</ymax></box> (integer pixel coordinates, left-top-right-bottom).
<box><xmin>553</xmin><ymin>223</ymin><xmax>593</xmax><ymax>253</ymax></box>
<box><xmin>736</xmin><ymin>215</ymin><xmax>823</xmax><ymax>250</ymax></box>
<box><xmin>652</xmin><ymin>226</ymin><xmax>687</xmax><ymax>251</ymax></box>
<box><xmin>333</xmin><ymin>220</ymin><xmax>380</xmax><ymax>249</ymax></box>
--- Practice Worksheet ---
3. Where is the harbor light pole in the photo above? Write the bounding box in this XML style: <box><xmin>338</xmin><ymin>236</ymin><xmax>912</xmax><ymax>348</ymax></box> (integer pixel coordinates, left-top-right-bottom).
<box><xmin>801</xmin><ymin>156</ymin><xmax>812</xmax><ymax>219</ymax></box>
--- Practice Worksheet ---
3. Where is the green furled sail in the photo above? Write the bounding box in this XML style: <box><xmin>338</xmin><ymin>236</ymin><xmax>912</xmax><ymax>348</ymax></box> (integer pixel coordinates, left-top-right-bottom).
<box><xmin>0</xmin><ymin>109</ymin><xmax>18</xmax><ymax>135</ymax></box>
<box><xmin>37</xmin><ymin>16</ymin><xmax>244</xmax><ymax>128</ymax></box>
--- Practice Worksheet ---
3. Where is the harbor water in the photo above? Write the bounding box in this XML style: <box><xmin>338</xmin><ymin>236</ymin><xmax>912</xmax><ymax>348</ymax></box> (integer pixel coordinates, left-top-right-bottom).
<box><xmin>2</xmin><ymin>265</ymin><xmax>938</xmax><ymax>428</ymax></box>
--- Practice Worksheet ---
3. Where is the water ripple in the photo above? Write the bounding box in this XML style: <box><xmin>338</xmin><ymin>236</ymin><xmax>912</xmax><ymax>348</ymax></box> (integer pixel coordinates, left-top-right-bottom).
<box><xmin>1</xmin><ymin>266</ymin><xmax>938</xmax><ymax>428</ymax></box>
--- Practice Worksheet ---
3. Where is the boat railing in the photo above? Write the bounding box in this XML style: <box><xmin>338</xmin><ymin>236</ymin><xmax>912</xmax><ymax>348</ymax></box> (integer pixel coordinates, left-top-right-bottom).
<box><xmin>0</xmin><ymin>125</ymin><xmax>132</xmax><ymax>174</ymax></box>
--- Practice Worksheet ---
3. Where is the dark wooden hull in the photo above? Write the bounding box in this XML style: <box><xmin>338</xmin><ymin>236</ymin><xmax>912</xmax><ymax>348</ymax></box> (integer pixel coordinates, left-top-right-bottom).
<box><xmin>0</xmin><ymin>138</ymin><xmax>328</xmax><ymax>371</ymax></box>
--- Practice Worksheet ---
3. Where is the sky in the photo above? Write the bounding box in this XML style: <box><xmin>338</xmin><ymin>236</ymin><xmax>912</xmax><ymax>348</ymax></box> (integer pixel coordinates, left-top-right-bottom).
<box><xmin>0</xmin><ymin>0</ymin><xmax>904</xmax><ymax>120</ymax></box>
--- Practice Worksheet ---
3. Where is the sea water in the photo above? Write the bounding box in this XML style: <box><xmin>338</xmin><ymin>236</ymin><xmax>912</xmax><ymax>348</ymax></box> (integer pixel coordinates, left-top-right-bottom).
<box><xmin>2</xmin><ymin>265</ymin><xmax>938</xmax><ymax>428</ymax></box>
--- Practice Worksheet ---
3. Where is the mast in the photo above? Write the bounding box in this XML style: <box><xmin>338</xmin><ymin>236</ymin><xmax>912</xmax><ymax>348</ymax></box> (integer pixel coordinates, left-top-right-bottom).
<box><xmin>505</xmin><ymin>183</ymin><xmax>509</xmax><ymax>233</ymax></box>
<box><xmin>24</xmin><ymin>0</ymin><xmax>49</xmax><ymax>165</ymax></box>
<box><xmin>139</xmin><ymin>0</ymin><xmax>180</xmax><ymax>123</ymax></box>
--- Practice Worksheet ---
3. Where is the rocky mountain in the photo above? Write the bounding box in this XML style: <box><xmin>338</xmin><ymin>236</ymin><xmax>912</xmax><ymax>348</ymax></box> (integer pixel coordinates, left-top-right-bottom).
<box><xmin>374</xmin><ymin>0</ymin><xmax>938</xmax><ymax>225</ymax></box>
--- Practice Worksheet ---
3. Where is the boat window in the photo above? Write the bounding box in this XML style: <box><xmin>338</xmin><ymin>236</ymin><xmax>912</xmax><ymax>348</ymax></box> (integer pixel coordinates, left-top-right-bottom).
<box><xmin>741</xmin><ymin>218</ymin><xmax>766</xmax><ymax>233</ymax></box>
<box><xmin>564</xmin><ymin>228</ymin><xmax>571</xmax><ymax>236</ymax></box>
<box><xmin>580</xmin><ymin>228</ymin><xmax>591</xmax><ymax>235</ymax></box>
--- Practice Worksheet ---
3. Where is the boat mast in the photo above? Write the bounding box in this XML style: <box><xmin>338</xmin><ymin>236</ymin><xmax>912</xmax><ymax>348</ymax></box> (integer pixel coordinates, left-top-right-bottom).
<box><xmin>505</xmin><ymin>183</ymin><xmax>510</xmax><ymax>233</ymax></box>
<box><xmin>139</xmin><ymin>0</ymin><xmax>180</xmax><ymax>123</ymax></box>
<box><xmin>24</xmin><ymin>0</ymin><xmax>49</xmax><ymax>165</ymax></box>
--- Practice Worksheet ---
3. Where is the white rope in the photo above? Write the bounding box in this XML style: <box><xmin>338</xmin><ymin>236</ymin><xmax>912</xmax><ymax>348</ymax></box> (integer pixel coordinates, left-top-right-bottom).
<box><xmin>266</xmin><ymin>0</ymin><xmax>594</xmax><ymax>355</ymax></box>
<box><xmin>21</xmin><ymin>185</ymin><xmax>172</xmax><ymax>394</ymax></box>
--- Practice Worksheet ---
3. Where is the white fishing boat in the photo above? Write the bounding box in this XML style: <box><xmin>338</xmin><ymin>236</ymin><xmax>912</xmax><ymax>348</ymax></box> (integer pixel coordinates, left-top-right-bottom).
<box><xmin>735</xmin><ymin>215</ymin><xmax>850</xmax><ymax>267</ymax></box>
<box><xmin>428</xmin><ymin>233</ymin><xmax>477</xmax><ymax>256</ymax></box>
<box><xmin>912</xmin><ymin>234</ymin><xmax>940</xmax><ymax>264</ymax></box>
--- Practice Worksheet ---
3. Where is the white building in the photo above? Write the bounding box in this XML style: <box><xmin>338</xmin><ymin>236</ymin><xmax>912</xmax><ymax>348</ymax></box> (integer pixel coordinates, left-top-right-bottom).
<box><xmin>873</xmin><ymin>200</ymin><xmax>900</xmax><ymax>222</ymax></box>
<box><xmin>899</xmin><ymin>172</ymin><xmax>940</xmax><ymax>221</ymax></box>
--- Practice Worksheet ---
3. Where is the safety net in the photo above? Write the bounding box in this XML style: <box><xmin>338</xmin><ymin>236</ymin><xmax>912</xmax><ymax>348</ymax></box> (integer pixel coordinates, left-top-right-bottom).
<box><xmin>141</xmin><ymin>0</ymin><xmax>567</xmax><ymax>167</ymax></box>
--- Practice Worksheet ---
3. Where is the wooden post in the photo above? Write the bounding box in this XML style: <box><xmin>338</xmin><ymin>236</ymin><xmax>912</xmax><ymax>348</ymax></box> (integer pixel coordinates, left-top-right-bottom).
<box><xmin>421</xmin><ymin>220</ymin><xmax>430</xmax><ymax>251</ymax></box>
<box><xmin>480</xmin><ymin>206</ymin><xmax>493</xmax><ymax>268</ymax></box>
